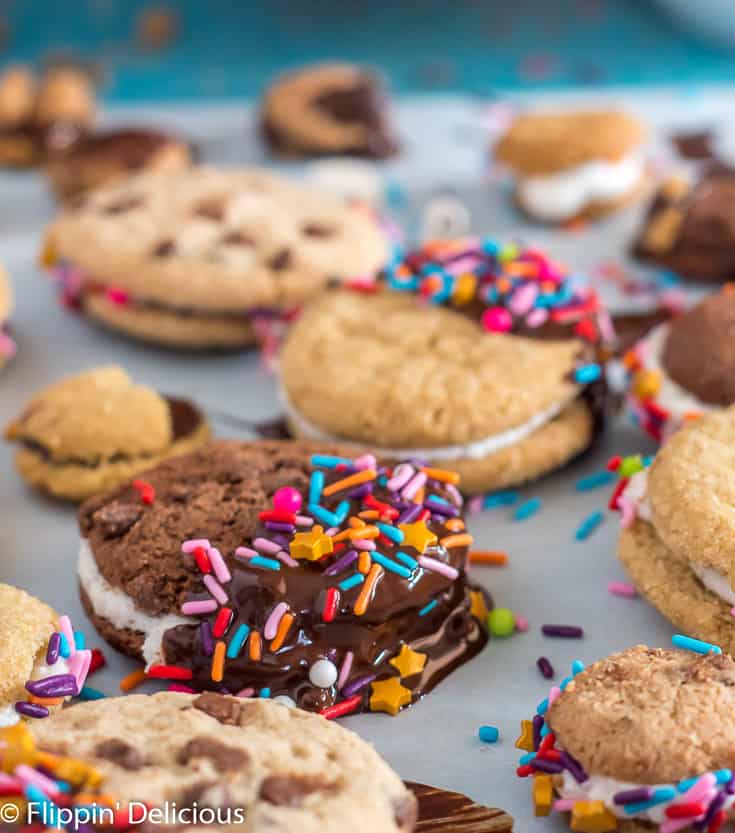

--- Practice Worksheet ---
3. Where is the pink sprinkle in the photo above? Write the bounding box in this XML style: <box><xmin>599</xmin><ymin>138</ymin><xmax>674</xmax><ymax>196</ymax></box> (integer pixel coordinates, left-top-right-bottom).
<box><xmin>525</xmin><ymin>308</ymin><xmax>548</xmax><ymax>328</ymax></box>
<box><xmin>68</xmin><ymin>649</ymin><xmax>91</xmax><ymax>692</ymax></box>
<box><xmin>264</xmin><ymin>602</ymin><xmax>288</xmax><ymax>640</ymax></box>
<box><xmin>681</xmin><ymin>773</ymin><xmax>716</xmax><ymax>803</ymax></box>
<box><xmin>353</xmin><ymin>453</ymin><xmax>377</xmax><ymax>471</ymax></box>
<box><xmin>731</xmin><ymin>606</ymin><xmax>735</xmax><ymax>618</ymax></box>
<box><xmin>182</xmin><ymin>539</ymin><xmax>210</xmax><ymax>554</ymax></box>
<box><xmin>168</xmin><ymin>683</ymin><xmax>195</xmax><ymax>693</ymax></box>
<box><xmin>236</xmin><ymin>687</ymin><xmax>255</xmax><ymax>698</ymax></box>
<box><xmin>203</xmin><ymin>574</ymin><xmax>228</xmax><ymax>605</ymax></box>
<box><xmin>552</xmin><ymin>799</ymin><xmax>576</xmax><ymax>812</ymax></box>
<box><xmin>608</xmin><ymin>581</ymin><xmax>637</xmax><ymax>598</ymax></box>
<box><xmin>481</xmin><ymin>306</ymin><xmax>512</xmax><ymax>333</ymax></box>
<box><xmin>509</xmin><ymin>283</ymin><xmax>538</xmax><ymax>316</ymax></box>
<box><xmin>0</xmin><ymin>774</ymin><xmax>21</xmax><ymax>791</ymax></box>
<box><xmin>295</xmin><ymin>515</ymin><xmax>314</xmax><ymax>527</ymax></box>
<box><xmin>617</xmin><ymin>495</ymin><xmax>635</xmax><ymax>528</ymax></box>
<box><xmin>353</xmin><ymin>539</ymin><xmax>376</xmax><ymax>551</ymax></box>
<box><xmin>326</xmin><ymin>526</ymin><xmax>340</xmax><ymax>536</ymax></box>
<box><xmin>57</xmin><ymin>616</ymin><xmax>76</xmax><ymax>657</ymax></box>
<box><xmin>402</xmin><ymin>471</ymin><xmax>427</xmax><ymax>501</ymax></box>
<box><xmin>547</xmin><ymin>685</ymin><xmax>562</xmax><ymax>706</ymax></box>
<box><xmin>105</xmin><ymin>287</ymin><xmax>129</xmax><ymax>306</ymax></box>
<box><xmin>514</xmin><ymin>614</ymin><xmax>529</xmax><ymax>632</ymax></box>
<box><xmin>418</xmin><ymin>555</ymin><xmax>459</xmax><ymax>580</ymax></box>
<box><xmin>597</xmin><ymin>308</ymin><xmax>615</xmax><ymax>344</ymax></box>
<box><xmin>0</xmin><ymin>331</ymin><xmax>17</xmax><ymax>359</ymax></box>
<box><xmin>181</xmin><ymin>599</ymin><xmax>218</xmax><ymax>616</ymax></box>
<box><xmin>207</xmin><ymin>547</ymin><xmax>231</xmax><ymax>583</ymax></box>
<box><xmin>235</xmin><ymin>546</ymin><xmax>257</xmax><ymax>560</ymax></box>
<box><xmin>254</xmin><ymin>537</ymin><xmax>280</xmax><ymax>555</ymax></box>
<box><xmin>387</xmin><ymin>463</ymin><xmax>414</xmax><ymax>491</ymax></box>
<box><xmin>468</xmin><ymin>496</ymin><xmax>483</xmax><ymax>514</ymax></box>
<box><xmin>337</xmin><ymin>650</ymin><xmax>354</xmax><ymax>690</ymax></box>
<box><xmin>14</xmin><ymin>764</ymin><xmax>60</xmax><ymax>798</ymax></box>
<box><xmin>276</xmin><ymin>549</ymin><xmax>299</xmax><ymax>568</ymax></box>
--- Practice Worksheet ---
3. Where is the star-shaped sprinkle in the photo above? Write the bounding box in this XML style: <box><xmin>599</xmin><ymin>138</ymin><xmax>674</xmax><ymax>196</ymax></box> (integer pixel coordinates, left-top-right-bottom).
<box><xmin>290</xmin><ymin>525</ymin><xmax>334</xmax><ymax>561</ymax></box>
<box><xmin>0</xmin><ymin>724</ymin><xmax>35</xmax><ymax>771</ymax></box>
<box><xmin>569</xmin><ymin>801</ymin><xmax>617</xmax><ymax>833</ymax></box>
<box><xmin>369</xmin><ymin>677</ymin><xmax>412</xmax><ymax>716</ymax></box>
<box><xmin>515</xmin><ymin>720</ymin><xmax>534</xmax><ymax>752</ymax></box>
<box><xmin>398</xmin><ymin>521</ymin><xmax>437</xmax><ymax>555</ymax></box>
<box><xmin>470</xmin><ymin>590</ymin><xmax>489</xmax><ymax>622</ymax></box>
<box><xmin>389</xmin><ymin>645</ymin><xmax>427</xmax><ymax>678</ymax></box>
<box><xmin>532</xmin><ymin>774</ymin><xmax>553</xmax><ymax>817</ymax></box>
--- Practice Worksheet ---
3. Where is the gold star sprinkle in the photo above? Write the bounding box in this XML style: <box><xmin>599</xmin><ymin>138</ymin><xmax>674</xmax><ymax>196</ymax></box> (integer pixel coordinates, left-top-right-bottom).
<box><xmin>469</xmin><ymin>590</ymin><xmax>489</xmax><ymax>622</ymax></box>
<box><xmin>570</xmin><ymin>801</ymin><xmax>618</xmax><ymax>833</ymax></box>
<box><xmin>369</xmin><ymin>677</ymin><xmax>412</xmax><ymax>716</ymax></box>
<box><xmin>398</xmin><ymin>520</ymin><xmax>437</xmax><ymax>555</ymax></box>
<box><xmin>515</xmin><ymin>720</ymin><xmax>534</xmax><ymax>752</ymax></box>
<box><xmin>389</xmin><ymin>645</ymin><xmax>427</xmax><ymax>678</ymax></box>
<box><xmin>289</xmin><ymin>525</ymin><xmax>334</xmax><ymax>561</ymax></box>
<box><xmin>0</xmin><ymin>723</ymin><xmax>35</xmax><ymax>773</ymax></box>
<box><xmin>532</xmin><ymin>774</ymin><xmax>553</xmax><ymax>817</ymax></box>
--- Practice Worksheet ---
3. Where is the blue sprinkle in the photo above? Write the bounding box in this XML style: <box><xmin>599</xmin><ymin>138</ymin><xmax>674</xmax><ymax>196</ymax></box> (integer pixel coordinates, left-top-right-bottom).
<box><xmin>309</xmin><ymin>471</ymin><xmax>324</xmax><ymax>505</ymax></box>
<box><xmin>249</xmin><ymin>556</ymin><xmax>281</xmax><ymax>571</ymax></box>
<box><xmin>309</xmin><ymin>503</ymin><xmax>341</xmax><ymax>527</ymax></box>
<box><xmin>426</xmin><ymin>495</ymin><xmax>449</xmax><ymax>506</ymax></box>
<box><xmin>376</xmin><ymin>522</ymin><xmax>404</xmax><ymax>544</ymax></box>
<box><xmin>715</xmin><ymin>769</ymin><xmax>733</xmax><ymax>785</ymax></box>
<box><xmin>560</xmin><ymin>676</ymin><xmax>573</xmax><ymax>690</ymax></box>
<box><xmin>672</xmin><ymin>634</ymin><xmax>722</xmax><ymax>655</ymax></box>
<box><xmin>259</xmin><ymin>688</ymin><xmax>271</xmax><ymax>698</ymax></box>
<box><xmin>575</xmin><ymin>510</ymin><xmax>604</xmax><ymax>541</ymax></box>
<box><xmin>575</xmin><ymin>471</ymin><xmax>615</xmax><ymax>491</ymax></box>
<box><xmin>372</xmin><ymin>552</ymin><xmax>413</xmax><ymax>579</ymax></box>
<box><xmin>58</xmin><ymin>632</ymin><xmax>71</xmax><ymax>659</ymax></box>
<box><xmin>395</xmin><ymin>551</ymin><xmax>419</xmax><ymax>570</ymax></box>
<box><xmin>334</xmin><ymin>500</ymin><xmax>350</xmax><ymax>523</ymax></box>
<box><xmin>540</xmin><ymin>724</ymin><xmax>551</xmax><ymax>738</ymax></box>
<box><xmin>536</xmin><ymin>697</ymin><xmax>549</xmax><ymax>715</ymax></box>
<box><xmin>339</xmin><ymin>573</ymin><xmax>365</xmax><ymax>592</ymax></box>
<box><xmin>574</xmin><ymin>364</ymin><xmax>602</xmax><ymax>384</ymax></box>
<box><xmin>478</xmin><ymin>725</ymin><xmax>499</xmax><ymax>743</ymax></box>
<box><xmin>73</xmin><ymin>631</ymin><xmax>85</xmax><ymax>650</ymax></box>
<box><xmin>378</xmin><ymin>475</ymin><xmax>389</xmax><ymax>487</ymax></box>
<box><xmin>419</xmin><ymin>599</ymin><xmax>438</xmax><ymax>616</ymax></box>
<box><xmin>572</xmin><ymin>660</ymin><xmax>585</xmax><ymax>675</ymax></box>
<box><xmin>677</xmin><ymin>776</ymin><xmax>698</xmax><ymax>793</ymax></box>
<box><xmin>483</xmin><ymin>490</ymin><xmax>519</xmax><ymax>509</ymax></box>
<box><xmin>311</xmin><ymin>455</ymin><xmax>351</xmax><ymax>469</ymax></box>
<box><xmin>514</xmin><ymin>497</ymin><xmax>542</xmax><ymax>522</ymax></box>
<box><xmin>623</xmin><ymin>787</ymin><xmax>676</xmax><ymax>815</ymax></box>
<box><xmin>79</xmin><ymin>686</ymin><xmax>105</xmax><ymax>701</ymax></box>
<box><xmin>519</xmin><ymin>752</ymin><xmax>536</xmax><ymax>765</ymax></box>
<box><xmin>227</xmin><ymin>624</ymin><xmax>250</xmax><ymax>659</ymax></box>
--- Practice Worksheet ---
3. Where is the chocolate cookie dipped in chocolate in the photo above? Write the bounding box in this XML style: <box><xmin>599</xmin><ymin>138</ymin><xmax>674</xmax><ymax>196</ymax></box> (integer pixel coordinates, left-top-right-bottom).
<box><xmin>78</xmin><ymin>441</ymin><xmax>489</xmax><ymax>717</ymax></box>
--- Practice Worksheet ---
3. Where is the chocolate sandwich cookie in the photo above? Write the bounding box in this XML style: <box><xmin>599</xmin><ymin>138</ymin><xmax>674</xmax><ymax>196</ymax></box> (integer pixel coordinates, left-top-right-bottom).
<box><xmin>14</xmin><ymin>692</ymin><xmax>416</xmax><ymax>833</ymax></box>
<box><xmin>45</xmin><ymin>127</ymin><xmax>192</xmax><ymax>203</ymax></box>
<box><xmin>77</xmin><ymin>440</ymin><xmax>489</xmax><ymax>716</ymax></box>
<box><xmin>0</xmin><ymin>65</ymin><xmax>94</xmax><ymax>167</ymax></box>
<box><xmin>261</xmin><ymin>63</ymin><xmax>399</xmax><ymax>158</ymax></box>
<box><xmin>278</xmin><ymin>239</ymin><xmax>609</xmax><ymax>495</ymax></box>
<box><xmin>4</xmin><ymin>365</ymin><xmax>210</xmax><ymax>501</ymax></box>
<box><xmin>495</xmin><ymin>110</ymin><xmax>646</xmax><ymax>224</ymax></box>
<box><xmin>0</xmin><ymin>265</ymin><xmax>15</xmax><ymax>370</ymax></box>
<box><xmin>41</xmin><ymin>165</ymin><xmax>388</xmax><ymax>349</ymax></box>
<box><xmin>616</xmin><ymin>406</ymin><xmax>735</xmax><ymax>654</ymax></box>
<box><xmin>0</xmin><ymin>583</ymin><xmax>92</xmax><ymax>727</ymax></box>
<box><xmin>624</xmin><ymin>289</ymin><xmax>735</xmax><ymax>441</ymax></box>
<box><xmin>633</xmin><ymin>168</ymin><xmax>735</xmax><ymax>283</ymax></box>
<box><xmin>516</xmin><ymin>644</ymin><xmax>735</xmax><ymax>833</ymax></box>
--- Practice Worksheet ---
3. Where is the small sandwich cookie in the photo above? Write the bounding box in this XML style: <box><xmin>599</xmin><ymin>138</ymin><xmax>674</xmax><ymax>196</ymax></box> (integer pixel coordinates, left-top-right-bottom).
<box><xmin>0</xmin><ymin>265</ymin><xmax>16</xmax><ymax>370</ymax></box>
<box><xmin>278</xmin><ymin>239</ymin><xmax>609</xmax><ymax>495</ymax></box>
<box><xmin>4</xmin><ymin>365</ymin><xmax>210</xmax><ymax>501</ymax></box>
<box><xmin>495</xmin><ymin>110</ymin><xmax>646</xmax><ymax>223</ymax></box>
<box><xmin>0</xmin><ymin>583</ymin><xmax>92</xmax><ymax>726</ymax></box>
<box><xmin>45</xmin><ymin>126</ymin><xmax>192</xmax><ymax>203</ymax></box>
<box><xmin>261</xmin><ymin>63</ymin><xmax>399</xmax><ymax>158</ymax></box>
<box><xmin>624</xmin><ymin>289</ymin><xmax>735</xmax><ymax>442</ymax></box>
<box><xmin>633</xmin><ymin>169</ymin><xmax>735</xmax><ymax>283</ymax></box>
<box><xmin>77</xmin><ymin>440</ymin><xmax>489</xmax><ymax>716</ymax></box>
<box><xmin>516</xmin><ymin>644</ymin><xmax>735</xmax><ymax>833</ymax></box>
<box><xmin>617</xmin><ymin>407</ymin><xmax>735</xmax><ymax>654</ymax></box>
<box><xmin>19</xmin><ymin>692</ymin><xmax>417</xmax><ymax>833</ymax></box>
<box><xmin>41</xmin><ymin>166</ymin><xmax>388</xmax><ymax>349</ymax></box>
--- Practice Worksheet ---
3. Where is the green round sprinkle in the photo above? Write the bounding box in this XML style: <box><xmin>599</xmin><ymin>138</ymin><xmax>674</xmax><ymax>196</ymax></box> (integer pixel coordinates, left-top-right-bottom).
<box><xmin>618</xmin><ymin>455</ymin><xmax>644</xmax><ymax>478</ymax></box>
<box><xmin>478</xmin><ymin>725</ymin><xmax>499</xmax><ymax>743</ymax></box>
<box><xmin>487</xmin><ymin>608</ymin><xmax>515</xmax><ymax>638</ymax></box>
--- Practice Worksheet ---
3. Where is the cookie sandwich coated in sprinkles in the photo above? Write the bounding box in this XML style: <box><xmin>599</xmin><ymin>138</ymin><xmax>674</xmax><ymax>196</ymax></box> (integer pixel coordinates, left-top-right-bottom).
<box><xmin>278</xmin><ymin>238</ymin><xmax>610</xmax><ymax>494</ymax></box>
<box><xmin>77</xmin><ymin>440</ymin><xmax>489</xmax><ymax>717</ymax></box>
<box><xmin>516</xmin><ymin>643</ymin><xmax>735</xmax><ymax>833</ymax></box>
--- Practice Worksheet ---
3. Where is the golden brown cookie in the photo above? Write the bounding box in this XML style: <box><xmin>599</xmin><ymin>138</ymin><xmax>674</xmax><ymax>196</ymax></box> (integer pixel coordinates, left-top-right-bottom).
<box><xmin>4</xmin><ymin>365</ymin><xmax>211</xmax><ymax>501</ymax></box>
<box><xmin>42</xmin><ymin>166</ymin><xmax>388</xmax><ymax>349</ymax></box>
<box><xmin>278</xmin><ymin>270</ymin><xmax>606</xmax><ymax>496</ymax></box>
<box><xmin>261</xmin><ymin>63</ymin><xmax>398</xmax><ymax>158</ymax></box>
<box><xmin>45</xmin><ymin>127</ymin><xmax>192</xmax><ymax>203</ymax></box>
<box><xmin>515</xmin><ymin>646</ymin><xmax>735</xmax><ymax>832</ymax></box>
<box><xmin>0</xmin><ymin>264</ymin><xmax>14</xmax><ymax>369</ymax></box>
<box><xmin>495</xmin><ymin>110</ymin><xmax>646</xmax><ymax>223</ymax></box>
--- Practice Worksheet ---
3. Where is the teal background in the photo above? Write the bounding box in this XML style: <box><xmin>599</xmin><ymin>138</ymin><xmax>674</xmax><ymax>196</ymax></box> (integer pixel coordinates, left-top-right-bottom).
<box><xmin>4</xmin><ymin>0</ymin><xmax>735</xmax><ymax>101</ymax></box>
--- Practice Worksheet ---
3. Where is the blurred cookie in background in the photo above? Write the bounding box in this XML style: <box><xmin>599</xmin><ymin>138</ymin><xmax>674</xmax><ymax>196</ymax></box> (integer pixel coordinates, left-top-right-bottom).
<box><xmin>261</xmin><ymin>63</ymin><xmax>399</xmax><ymax>159</ymax></box>
<box><xmin>0</xmin><ymin>64</ymin><xmax>95</xmax><ymax>167</ymax></box>
<box><xmin>495</xmin><ymin>109</ymin><xmax>646</xmax><ymax>224</ymax></box>
<box><xmin>45</xmin><ymin>127</ymin><xmax>192</xmax><ymax>203</ymax></box>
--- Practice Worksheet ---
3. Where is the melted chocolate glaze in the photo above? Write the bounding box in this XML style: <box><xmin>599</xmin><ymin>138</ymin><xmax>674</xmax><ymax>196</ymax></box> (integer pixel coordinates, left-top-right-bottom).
<box><xmin>407</xmin><ymin>782</ymin><xmax>514</xmax><ymax>832</ymax></box>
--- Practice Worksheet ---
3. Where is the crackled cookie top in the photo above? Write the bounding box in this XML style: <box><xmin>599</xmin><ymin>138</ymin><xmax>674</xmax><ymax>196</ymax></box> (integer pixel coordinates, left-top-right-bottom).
<box><xmin>43</xmin><ymin>165</ymin><xmax>388</xmax><ymax>311</ymax></box>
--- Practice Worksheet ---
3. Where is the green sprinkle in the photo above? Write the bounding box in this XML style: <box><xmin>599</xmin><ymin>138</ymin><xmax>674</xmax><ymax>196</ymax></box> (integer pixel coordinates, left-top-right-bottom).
<box><xmin>487</xmin><ymin>608</ymin><xmax>515</xmax><ymax>638</ymax></box>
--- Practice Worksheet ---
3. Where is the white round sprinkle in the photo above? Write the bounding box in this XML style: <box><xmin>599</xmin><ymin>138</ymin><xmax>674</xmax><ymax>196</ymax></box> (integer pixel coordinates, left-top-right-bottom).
<box><xmin>273</xmin><ymin>695</ymin><xmax>296</xmax><ymax>709</ymax></box>
<box><xmin>309</xmin><ymin>658</ymin><xmax>338</xmax><ymax>689</ymax></box>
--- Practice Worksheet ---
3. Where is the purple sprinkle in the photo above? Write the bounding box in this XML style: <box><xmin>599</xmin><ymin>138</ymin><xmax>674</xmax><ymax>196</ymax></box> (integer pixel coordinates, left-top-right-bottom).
<box><xmin>537</xmin><ymin>657</ymin><xmax>554</xmax><ymax>679</ymax></box>
<box><xmin>397</xmin><ymin>505</ymin><xmax>422</xmax><ymax>525</ymax></box>
<box><xmin>613</xmin><ymin>787</ymin><xmax>653</xmax><ymax>806</ymax></box>
<box><xmin>265</xmin><ymin>521</ymin><xmax>296</xmax><ymax>533</ymax></box>
<box><xmin>341</xmin><ymin>673</ymin><xmax>376</xmax><ymax>698</ymax></box>
<box><xmin>323</xmin><ymin>549</ymin><xmax>359</xmax><ymax>577</ymax></box>
<box><xmin>15</xmin><ymin>701</ymin><xmax>49</xmax><ymax>719</ymax></box>
<box><xmin>423</xmin><ymin>499</ymin><xmax>459</xmax><ymax>518</ymax></box>
<box><xmin>727</xmin><ymin>776</ymin><xmax>735</xmax><ymax>795</ymax></box>
<box><xmin>530</xmin><ymin>757</ymin><xmax>564</xmax><ymax>774</ymax></box>
<box><xmin>46</xmin><ymin>632</ymin><xmax>61</xmax><ymax>665</ymax></box>
<box><xmin>532</xmin><ymin>714</ymin><xmax>543</xmax><ymax>750</ymax></box>
<box><xmin>26</xmin><ymin>674</ymin><xmax>78</xmax><ymax>697</ymax></box>
<box><xmin>200</xmin><ymin>621</ymin><xmax>214</xmax><ymax>657</ymax></box>
<box><xmin>702</xmin><ymin>791</ymin><xmax>727</xmax><ymax>827</ymax></box>
<box><xmin>559</xmin><ymin>751</ymin><xmax>589</xmax><ymax>784</ymax></box>
<box><xmin>268</xmin><ymin>533</ymin><xmax>291</xmax><ymax>549</ymax></box>
<box><xmin>542</xmin><ymin>625</ymin><xmax>584</xmax><ymax>639</ymax></box>
<box><xmin>346</xmin><ymin>484</ymin><xmax>372</xmax><ymax>500</ymax></box>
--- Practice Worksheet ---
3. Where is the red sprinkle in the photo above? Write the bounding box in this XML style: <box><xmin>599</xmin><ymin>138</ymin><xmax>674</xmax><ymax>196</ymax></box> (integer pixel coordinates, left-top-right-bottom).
<box><xmin>417</xmin><ymin>508</ymin><xmax>430</xmax><ymax>522</ymax></box>
<box><xmin>319</xmin><ymin>695</ymin><xmax>362</xmax><ymax>720</ymax></box>
<box><xmin>322</xmin><ymin>588</ymin><xmax>339</xmax><ymax>623</ymax></box>
<box><xmin>132</xmin><ymin>479</ymin><xmax>155</xmax><ymax>505</ymax></box>
<box><xmin>516</xmin><ymin>765</ymin><xmax>533</xmax><ymax>778</ymax></box>
<box><xmin>665</xmin><ymin>802</ymin><xmax>706</xmax><ymax>819</ymax></box>
<box><xmin>538</xmin><ymin>732</ymin><xmax>556</xmax><ymax>752</ymax></box>
<box><xmin>709</xmin><ymin>810</ymin><xmax>727</xmax><ymax>833</ymax></box>
<box><xmin>212</xmin><ymin>607</ymin><xmax>233</xmax><ymax>638</ymax></box>
<box><xmin>608</xmin><ymin>478</ymin><xmax>628</xmax><ymax>511</ymax></box>
<box><xmin>146</xmin><ymin>664</ymin><xmax>193</xmax><ymax>681</ymax></box>
<box><xmin>258</xmin><ymin>510</ymin><xmax>297</xmax><ymax>524</ymax></box>
<box><xmin>574</xmin><ymin>318</ymin><xmax>599</xmax><ymax>343</ymax></box>
<box><xmin>193</xmin><ymin>546</ymin><xmax>212</xmax><ymax>575</ymax></box>
<box><xmin>606</xmin><ymin>455</ymin><xmax>622</xmax><ymax>472</ymax></box>
<box><xmin>364</xmin><ymin>494</ymin><xmax>399</xmax><ymax>519</ymax></box>
<box><xmin>88</xmin><ymin>648</ymin><xmax>106</xmax><ymax>675</ymax></box>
